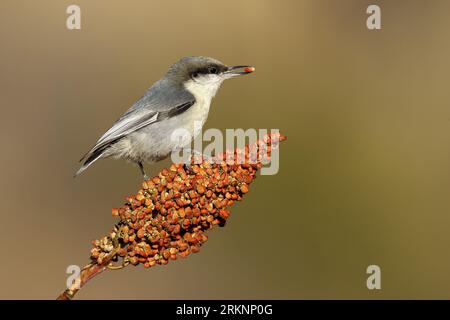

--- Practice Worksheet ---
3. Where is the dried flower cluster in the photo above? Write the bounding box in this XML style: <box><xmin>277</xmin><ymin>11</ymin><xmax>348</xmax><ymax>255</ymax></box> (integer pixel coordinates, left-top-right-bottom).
<box><xmin>58</xmin><ymin>132</ymin><xmax>286</xmax><ymax>299</ymax></box>
<box><xmin>91</xmin><ymin>132</ymin><xmax>286</xmax><ymax>269</ymax></box>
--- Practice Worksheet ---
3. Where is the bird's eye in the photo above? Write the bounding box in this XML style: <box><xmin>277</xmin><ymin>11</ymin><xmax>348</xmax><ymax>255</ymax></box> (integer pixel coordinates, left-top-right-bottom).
<box><xmin>192</xmin><ymin>72</ymin><xmax>199</xmax><ymax>78</ymax></box>
<box><xmin>208</xmin><ymin>67</ymin><xmax>218</xmax><ymax>74</ymax></box>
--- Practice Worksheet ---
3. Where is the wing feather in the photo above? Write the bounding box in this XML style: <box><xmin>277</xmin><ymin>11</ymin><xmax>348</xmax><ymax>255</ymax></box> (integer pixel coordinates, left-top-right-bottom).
<box><xmin>76</xmin><ymin>78</ymin><xmax>195</xmax><ymax>176</ymax></box>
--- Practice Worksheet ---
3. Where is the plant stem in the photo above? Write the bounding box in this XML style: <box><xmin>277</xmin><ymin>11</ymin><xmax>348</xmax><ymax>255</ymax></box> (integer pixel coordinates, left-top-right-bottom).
<box><xmin>56</xmin><ymin>249</ymin><xmax>118</xmax><ymax>300</ymax></box>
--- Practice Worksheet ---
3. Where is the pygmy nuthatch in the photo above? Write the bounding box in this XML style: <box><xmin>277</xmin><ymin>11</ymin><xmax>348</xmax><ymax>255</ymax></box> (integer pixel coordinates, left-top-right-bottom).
<box><xmin>75</xmin><ymin>56</ymin><xmax>255</xmax><ymax>179</ymax></box>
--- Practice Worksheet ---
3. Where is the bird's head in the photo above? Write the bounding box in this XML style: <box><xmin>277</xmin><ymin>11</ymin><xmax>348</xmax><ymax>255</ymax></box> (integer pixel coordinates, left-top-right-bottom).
<box><xmin>166</xmin><ymin>56</ymin><xmax>255</xmax><ymax>99</ymax></box>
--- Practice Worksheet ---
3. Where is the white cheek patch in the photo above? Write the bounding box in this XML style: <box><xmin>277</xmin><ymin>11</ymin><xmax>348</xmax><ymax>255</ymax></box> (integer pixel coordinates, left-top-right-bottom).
<box><xmin>184</xmin><ymin>75</ymin><xmax>223</xmax><ymax>102</ymax></box>
<box><xmin>200</xmin><ymin>74</ymin><xmax>221</xmax><ymax>84</ymax></box>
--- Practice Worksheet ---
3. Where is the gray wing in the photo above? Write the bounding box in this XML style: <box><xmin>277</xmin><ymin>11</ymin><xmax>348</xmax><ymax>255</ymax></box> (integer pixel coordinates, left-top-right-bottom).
<box><xmin>75</xmin><ymin>79</ymin><xmax>195</xmax><ymax>176</ymax></box>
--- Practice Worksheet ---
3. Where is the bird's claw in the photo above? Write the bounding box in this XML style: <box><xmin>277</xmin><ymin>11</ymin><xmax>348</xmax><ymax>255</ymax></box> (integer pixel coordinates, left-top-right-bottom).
<box><xmin>182</xmin><ymin>148</ymin><xmax>214</xmax><ymax>174</ymax></box>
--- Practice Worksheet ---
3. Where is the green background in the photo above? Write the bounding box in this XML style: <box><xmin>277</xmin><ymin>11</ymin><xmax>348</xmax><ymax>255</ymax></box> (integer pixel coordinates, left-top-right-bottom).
<box><xmin>1</xmin><ymin>0</ymin><xmax>450</xmax><ymax>299</ymax></box>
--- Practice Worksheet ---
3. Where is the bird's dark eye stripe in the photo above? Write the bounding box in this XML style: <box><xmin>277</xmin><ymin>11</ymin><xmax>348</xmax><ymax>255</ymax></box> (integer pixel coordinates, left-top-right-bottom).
<box><xmin>191</xmin><ymin>69</ymin><xmax>206</xmax><ymax>78</ymax></box>
<box><xmin>191</xmin><ymin>65</ymin><xmax>223</xmax><ymax>78</ymax></box>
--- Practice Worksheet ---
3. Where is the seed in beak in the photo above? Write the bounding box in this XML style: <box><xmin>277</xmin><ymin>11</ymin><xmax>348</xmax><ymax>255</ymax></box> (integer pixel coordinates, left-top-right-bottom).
<box><xmin>244</xmin><ymin>67</ymin><xmax>255</xmax><ymax>73</ymax></box>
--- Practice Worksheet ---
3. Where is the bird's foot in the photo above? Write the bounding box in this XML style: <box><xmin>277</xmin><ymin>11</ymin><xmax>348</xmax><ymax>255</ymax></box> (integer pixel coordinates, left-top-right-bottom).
<box><xmin>181</xmin><ymin>149</ymin><xmax>214</xmax><ymax>174</ymax></box>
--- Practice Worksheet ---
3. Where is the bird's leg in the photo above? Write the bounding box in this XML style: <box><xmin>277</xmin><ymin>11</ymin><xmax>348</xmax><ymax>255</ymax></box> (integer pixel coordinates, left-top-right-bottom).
<box><xmin>137</xmin><ymin>162</ymin><xmax>149</xmax><ymax>180</ymax></box>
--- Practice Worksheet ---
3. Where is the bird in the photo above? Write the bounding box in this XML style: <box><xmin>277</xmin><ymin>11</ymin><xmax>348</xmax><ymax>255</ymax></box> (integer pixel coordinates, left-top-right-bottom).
<box><xmin>75</xmin><ymin>56</ymin><xmax>255</xmax><ymax>179</ymax></box>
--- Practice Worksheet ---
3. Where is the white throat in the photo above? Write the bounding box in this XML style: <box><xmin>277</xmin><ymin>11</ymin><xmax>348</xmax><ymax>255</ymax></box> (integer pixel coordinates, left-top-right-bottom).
<box><xmin>184</xmin><ymin>78</ymin><xmax>223</xmax><ymax>105</ymax></box>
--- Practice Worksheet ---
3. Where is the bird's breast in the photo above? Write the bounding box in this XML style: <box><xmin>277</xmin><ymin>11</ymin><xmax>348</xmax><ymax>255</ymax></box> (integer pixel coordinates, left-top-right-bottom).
<box><xmin>182</xmin><ymin>98</ymin><xmax>211</xmax><ymax>132</ymax></box>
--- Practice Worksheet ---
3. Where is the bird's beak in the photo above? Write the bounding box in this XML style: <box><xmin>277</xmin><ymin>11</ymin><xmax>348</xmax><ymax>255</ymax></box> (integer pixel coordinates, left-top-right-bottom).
<box><xmin>223</xmin><ymin>65</ymin><xmax>255</xmax><ymax>78</ymax></box>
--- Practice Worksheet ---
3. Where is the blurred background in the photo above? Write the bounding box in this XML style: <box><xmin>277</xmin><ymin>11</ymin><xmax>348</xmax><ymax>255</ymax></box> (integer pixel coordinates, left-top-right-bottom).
<box><xmin>1</xmin><ymin>0</ymin><xmax>450</xmax><ymax>299</ymax></box>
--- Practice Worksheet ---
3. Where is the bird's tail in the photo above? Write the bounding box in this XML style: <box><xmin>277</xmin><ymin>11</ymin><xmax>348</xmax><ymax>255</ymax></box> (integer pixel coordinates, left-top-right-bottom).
<box><xmin>74</xmin><ymin>150</ymin><xmax>104</xmax><ymax>177</ymax></box>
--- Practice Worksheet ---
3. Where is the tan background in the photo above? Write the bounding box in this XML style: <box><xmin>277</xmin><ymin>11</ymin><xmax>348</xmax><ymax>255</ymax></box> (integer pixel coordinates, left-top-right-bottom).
<box><xmin>1</xmin><ymin>0</ymin><xmax>450</xmax><ymax>299</ymax></box>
